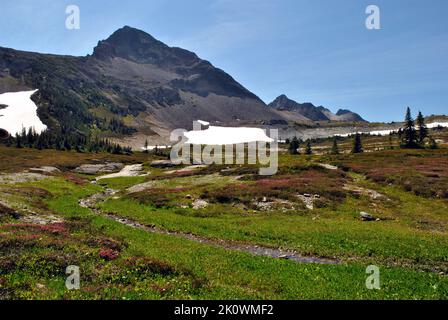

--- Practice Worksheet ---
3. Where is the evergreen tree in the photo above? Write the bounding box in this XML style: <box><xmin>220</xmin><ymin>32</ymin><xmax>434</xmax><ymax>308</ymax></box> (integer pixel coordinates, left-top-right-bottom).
<box><xmin>288</xmin><ymin>136</ymin><xmax>300</xmax><ymax>155</ymax></box>
<box><xmin>416</xmin><ymin>111</ymin><xmax>428</xmax><ymax>144</ymax></box>
<box><xmin>330</xmin><ymin>137</ymin><xmax>339</xmax><ymax>155</ymax></box>
<box><xmin>352</xmin><ymin>133</ymin><xmax>363</xmax><ymax>153</ymax></box>
<box><xmin>305</xmin><ymin>140</ymin><xmax>312</xmax><ymax>155</ymax></box>
<box><xmin>402</xmin><ymin>107</ymin><xmax>417</xmax><ymax>148</ymax></box>
<box><xmin>143</xmin><ymin>139</ymin><xmax>149</xmax><ymax>153</ymax></box>
<box><xmin>15</xmin><ymin>133</ymin><xmax>22</xmax><ymax>148</ymax></box>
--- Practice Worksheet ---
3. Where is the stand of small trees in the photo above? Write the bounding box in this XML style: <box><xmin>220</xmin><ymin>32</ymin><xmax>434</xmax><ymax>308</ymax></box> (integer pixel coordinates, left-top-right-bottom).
<box><xmin>401</xmin><ymin>107</ymin><xmax>432</xmax><ymax>149</ymax></box>
<box><xmin>2</xmin><ymin>127</ymin><xmax>132</xmax><ymax>155</ymax></box>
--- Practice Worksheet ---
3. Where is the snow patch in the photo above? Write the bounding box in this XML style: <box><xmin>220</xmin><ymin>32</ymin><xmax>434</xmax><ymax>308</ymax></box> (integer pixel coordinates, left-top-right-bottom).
<box><xmin>0</xmin><ymin>90</ymin><xmax>46</xmax><ymax>136</ymax></box>
<box><xmin>196</xmin><ymin>120</ymin><xmax>210</xmax><ymax>126</ymax></box>
<box><xmin>336</xmin><ymin>122</ymin><xmax>448</xmax><ymax>137</ymax></box>
<box><xmin>141</xmin><ymin>145</ymin><xmax>171</xmax><ymax>151</ymax></box>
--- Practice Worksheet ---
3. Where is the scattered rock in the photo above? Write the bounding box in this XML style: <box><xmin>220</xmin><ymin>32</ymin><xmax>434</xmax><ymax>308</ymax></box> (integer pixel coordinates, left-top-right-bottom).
<box><xmin>165</xmin><ymin>165</ymin><xmax>207</xmax><ymax>174</ymax></box>
<box><xmin>254</xmin><ymin>201</ymin><xmax>274</xmax><ymax>211</ymax></box>
<box><xmin>29</xmin><ymin>166</ymin><xmax>61</xmax><ymax>174</ymax></box>
<box><xmin>297</xmin><ymin>194</ymin><xmax>321</xmax><ymax>210</ymax></box>
<box><xmin>192</xmin><ymin>199</ymin><xmax>208</xmax><ymax>210</ymax></box>
<box><xmin>0</xmin><ymin>172</ymin><xmax>47</xmax><ymax>184</ymax></box>
<box><xmin>21</xmin><ymin>214</ymin><xmax>63</xmax><ymax>225</ymax></box>
<box><xmin>360</xmin><ymin>211</ymin><xmax>377</xmax><ymax>221</ymax></box>
<box><xmin>318</xmin><ymin>163</ymin><xmax>338</xmax><ymax>170</ymax></box>
<box><xmin>0</xmin><ymin>202</ymin><xmax>20</xmax><ymax>219</ymax></box>
<box><xmin>253</xmin><ymin>198</ymin><xmax>295</xmax><ymax>212</ymax></box>
<box><xmin>126</xmin><ymin>181</ymin><xmax>156</xmax><ymax>193</ymax></box>
<box><xmin>150</xmin><ymin>160</ymin><xmax>176</xmax><ymax>168</ymax></box>
<box><xmin>74</xmin><ymin>163</ymin><xmax>123</xmax><ymax>175</ymax></box>
<box><xmin>343</xmin><ymin>184</ymin><xmax>389</xmax><ymax>201</ymax></box>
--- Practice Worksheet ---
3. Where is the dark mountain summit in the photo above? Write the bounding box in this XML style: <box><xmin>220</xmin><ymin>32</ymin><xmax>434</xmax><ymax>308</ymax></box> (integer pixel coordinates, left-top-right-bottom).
<box><xmin>0</xmin><ymin>26</ymin><xmax>285</xmax><ymax>146</ymax></box>
<box><xmin>93</xmin><ymin>26</ymin><xmax>198</xmax><ymax>67</ymax></box>
<box><xmin>268</xmin><ymin>94</ymin><xmax>330</xmax><ymax>121</ymax></box>
<box><xmin>268</xmin><ymin>94</ymin><xmax>366</xmax><ymax>122</ymax></box>
<box><xmin>335</xmin><ymin>109</ymin><xmax>365</xmax><ymax>122</ymax></box>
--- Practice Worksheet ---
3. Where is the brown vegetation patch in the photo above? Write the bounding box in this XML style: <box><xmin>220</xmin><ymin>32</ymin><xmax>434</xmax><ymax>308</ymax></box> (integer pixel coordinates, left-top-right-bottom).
<box><xmin>332</xmin><ymin>150</ymin><xmax>448</xmax><ymax>198</ymax></box>
<box><xmin>61</xmin><ymin>172</ymin><xmax>89</xmax><ymax>185</ymax></box>
<box><xmin>203</xmin><ymin>169</ymin><xmax>348</xmax><ymax>207</ymax></box>
<box><xmin>129</xmin><ymin>187</ymin><xmax>188</xmax><ymax>208</ymax></box>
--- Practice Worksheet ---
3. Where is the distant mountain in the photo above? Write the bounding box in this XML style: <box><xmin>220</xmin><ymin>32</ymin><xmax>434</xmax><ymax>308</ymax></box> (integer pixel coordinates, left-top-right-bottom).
<box><xmin>335</xmin><ymin>109</ymin><xmax>366</xmax><ymax>122</ymax></box>
<box><xmin>268</xmin><ymin>94</ymin><xmax>366</xmax><ymax>122</ymax></box>
<box><xmin>0</xmin><ymin>26</ymin><xmax>287</xmax><ymax>146</ymax></box>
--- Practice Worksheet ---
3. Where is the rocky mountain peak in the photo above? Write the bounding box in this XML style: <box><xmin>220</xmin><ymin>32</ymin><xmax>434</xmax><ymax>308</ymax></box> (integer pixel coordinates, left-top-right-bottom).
<box><xmin>92</xmin><ymin>26</ymin><xmax>199</xmax><ymax>66</ymax></box>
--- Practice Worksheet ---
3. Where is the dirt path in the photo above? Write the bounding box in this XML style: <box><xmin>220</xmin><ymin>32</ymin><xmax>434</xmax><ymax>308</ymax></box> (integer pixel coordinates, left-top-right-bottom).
<box><xmin>79</xmin><ymin>188</ymin><xmax>339</xmax><ymax>265</ymax></box>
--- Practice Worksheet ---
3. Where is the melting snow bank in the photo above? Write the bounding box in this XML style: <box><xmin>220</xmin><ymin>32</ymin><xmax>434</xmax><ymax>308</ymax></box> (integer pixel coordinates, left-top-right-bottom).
<box><xmin>335</xmin><ymin>122</ymin><xmax>448</xmax><ymax>137</ymax></box>
<box><xmin>0</xmin><ymin>90</ymin><xmax>46</xmax><ymax>136</ymax></box>
<box><xmin>184</xmin><ymin>124</ymin><xmax>274</xmax><ymax>145</ymax></box>
<box><xmin>141</xmin><ymin>145</ymin><xmax>171</xmax><ymax>151</ymax></box>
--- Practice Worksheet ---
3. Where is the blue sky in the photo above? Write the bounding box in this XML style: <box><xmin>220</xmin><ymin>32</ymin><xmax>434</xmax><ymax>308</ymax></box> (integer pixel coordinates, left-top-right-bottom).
<box><xmin>0</xmin><ymin>0</ymin><xmax>447</xmax><ymax>122</ymax></box>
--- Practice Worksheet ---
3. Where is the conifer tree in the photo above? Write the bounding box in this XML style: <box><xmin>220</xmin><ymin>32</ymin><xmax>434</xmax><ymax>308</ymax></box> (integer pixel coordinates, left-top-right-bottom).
<box><xmin>288</xmin><ymin>136</ymin><xmax>300</xmax><ymax>155</ymax></box>
<box><xmin>416</xmin><ymin>111</ymin><xmax>428</xmax><ymax>144</ymax></box>
<box><xmin>143</xmin><ymin>139</ymin><xmax>149</xmax><ymax>153</ymax></box>
<box><xmin>305</xmin><ymin>140</ymin><xmax>312</xmax><ymax>155</ymax></box>
<box><xmin>352</xmin><ymin>133</ymin><xmax>363</xmax><ymax>153</ymax></box>
<box><xmin>402</xmin><ymin>107</ymin><xmax>417</xmax><ymax>148</ymax></box>
<box><xmin>15</xmin><ymin>133</ymin><xmax>22</xmax><ymax>148</ymax></box>
<box><xmin>331</xmin><ymin>137</ymin><xmax>339</xmax><ymax>155</ymax></box>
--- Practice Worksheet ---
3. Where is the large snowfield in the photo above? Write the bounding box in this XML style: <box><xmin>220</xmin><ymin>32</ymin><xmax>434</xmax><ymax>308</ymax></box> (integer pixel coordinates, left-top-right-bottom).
<box><xmin>0</xmin><ymin>90</ymin><xmax>47</xmax><ymax>136</ymax></box>
<box><xmin>184</xmin><ymin>122</ymin><xmax>274</xmax><ymax>145</ymax></box>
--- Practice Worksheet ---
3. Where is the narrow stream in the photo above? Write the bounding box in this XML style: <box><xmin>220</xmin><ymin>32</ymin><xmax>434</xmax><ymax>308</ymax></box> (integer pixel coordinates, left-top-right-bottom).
<box><xmin>79</xmin><ymin>188</ymin><xmax>340</xmax><ymax>265</ymax></box>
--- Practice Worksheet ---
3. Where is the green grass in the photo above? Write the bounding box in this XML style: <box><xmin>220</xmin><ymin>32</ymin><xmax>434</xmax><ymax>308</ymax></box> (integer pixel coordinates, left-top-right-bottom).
<box><xmin>98</xmin><ymin>197</ymin><xmax>448</xmax><ymax>267</ymax></box>
<box><xmin>97</xmin><ymin>176</ymin><xmax>148</xmax><ymax>190</ymax></box>
<box><xmin>90</xmin><ymin>215</ymin><xmax>448</xmax><ymax>299</ymax></box>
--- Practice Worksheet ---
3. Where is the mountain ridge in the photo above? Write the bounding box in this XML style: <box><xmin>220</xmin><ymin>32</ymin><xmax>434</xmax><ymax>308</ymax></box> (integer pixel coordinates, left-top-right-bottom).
<box><xmin>268</xmin><ymin>94</ymin><xmax>366</xmax><ymax>122</ymax></box>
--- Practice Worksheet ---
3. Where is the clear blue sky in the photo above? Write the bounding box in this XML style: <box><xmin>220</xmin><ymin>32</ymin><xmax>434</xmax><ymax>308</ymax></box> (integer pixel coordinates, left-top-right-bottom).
<box><xmin>1</xmin><ymin>0</ymin><xmax>447</xmax><ymax>122</ymax></box>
